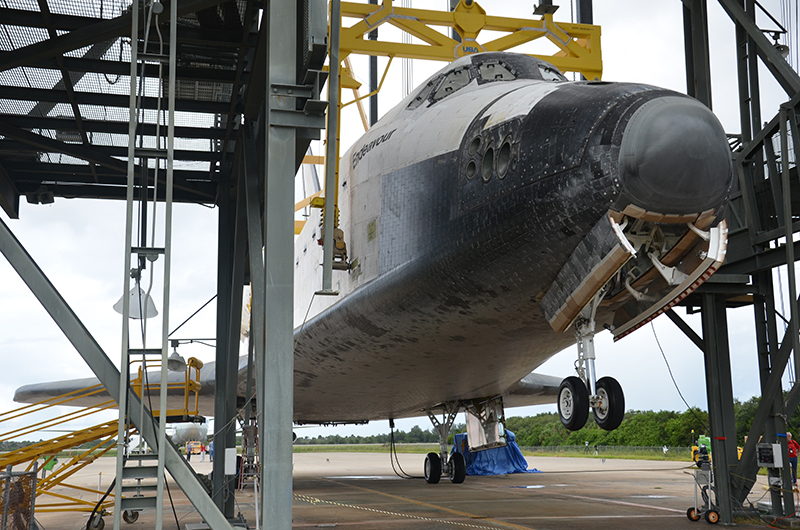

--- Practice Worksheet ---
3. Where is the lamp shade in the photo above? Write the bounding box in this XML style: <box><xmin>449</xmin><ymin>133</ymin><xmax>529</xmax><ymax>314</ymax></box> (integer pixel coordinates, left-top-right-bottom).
<box><xmin>167</xmin><ymin>351</ymin><xmax>187</xmax><ymax>372</ymax></box>
<box><xmin>113</xmin><ymin>286</ymin><xmax>158</xmax><ymax>319</ymax></box>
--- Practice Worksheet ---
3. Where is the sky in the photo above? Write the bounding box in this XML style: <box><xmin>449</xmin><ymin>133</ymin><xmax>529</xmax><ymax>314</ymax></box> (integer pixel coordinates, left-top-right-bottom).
<box><xmin>0</xmin><ymin>0</ymin><xmax>798</xmax><ymax>442</ymax></box>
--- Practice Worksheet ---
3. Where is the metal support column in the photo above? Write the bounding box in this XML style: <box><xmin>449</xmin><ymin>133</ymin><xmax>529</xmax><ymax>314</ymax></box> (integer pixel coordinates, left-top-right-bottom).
<box><xmin>576</xmin><ymin>0</ymin><xmax>592</xmax><ymax>24</ymax></box>
<box><xmin>213</xmin><ymin>176</ymin><xmax>237</xmax><ymax>518</ymax></box>
<box><xmin>259</xmin><ymin>0</ymin><xmax>297</xmax><ymax>526</ymax></box>
<box><xmin>321</xmin><ymin>0</ymin><xmax>340</xmax><ymax>293</ymax></box>
<box><xmin>368</xmin><ymin>0</ymin><xmax>378</xmax><ymax>126</ymax></box>
<box><xmin>683</xmin><ymin>0</ymin><xmax>712</xmax><ymax>108</ymax></box>
<box><xmin>700</xmin><ymin>293</ymin><xmax>738</xmax><ymax>524</ymax></box>
<box><xmin>753</xmin><ymin>272</ymin><xmax>794</xmax><ymax>515</ymax></box>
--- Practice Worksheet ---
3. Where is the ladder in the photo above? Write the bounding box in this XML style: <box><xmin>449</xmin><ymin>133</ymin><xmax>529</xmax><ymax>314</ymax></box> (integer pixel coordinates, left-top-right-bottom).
<box><xmin>113</xmin><ymin>0</ymin><xmax>177</xmax><ymax>528</ymax></box>
<box><xmin>238</xmin><ymin>422</ymin><xmax>259</xmax><ymax>490</ymax></box>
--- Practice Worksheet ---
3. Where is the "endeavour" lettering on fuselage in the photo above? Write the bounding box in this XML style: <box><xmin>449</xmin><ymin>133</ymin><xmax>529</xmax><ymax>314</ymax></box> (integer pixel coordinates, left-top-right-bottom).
<box><xmin>352</xmin><ymin>129</ymin><xmax>396</xmax><ymax>169</ymax></box>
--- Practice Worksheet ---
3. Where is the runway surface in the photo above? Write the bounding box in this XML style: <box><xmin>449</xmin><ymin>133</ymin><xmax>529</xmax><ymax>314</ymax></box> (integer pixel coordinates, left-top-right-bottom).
<box><xmin>31</xmin><ymin>452</ymin><xmax>777</xmax><ymax>529</ymax></box>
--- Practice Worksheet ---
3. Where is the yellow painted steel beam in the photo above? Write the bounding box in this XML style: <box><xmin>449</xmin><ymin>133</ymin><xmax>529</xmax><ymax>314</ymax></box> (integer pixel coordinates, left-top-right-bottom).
<box><xmin>339</xmin><ymin>1</ymin><xmax>602</xmax><ymax>80</ymax></box>
<box><xmin>296</xmin><ymin>190</ymin><xmax>323</xmax><ymax>212</ymax></box>
<box><xmin>302</xmin><ymin>155</ymin><xmax>325</xmax><ymax>165</ymax></box>
<box><xmin>295</xmin><ymin>220</ymin><xmax>306</xmax><ymax>235</ymax></box>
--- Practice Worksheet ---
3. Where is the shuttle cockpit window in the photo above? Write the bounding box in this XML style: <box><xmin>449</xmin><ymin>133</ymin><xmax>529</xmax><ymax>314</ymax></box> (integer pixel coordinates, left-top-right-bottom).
<box><xmin>478</xmin><ymin>61</ymin><xmax>516</xmax><ymax>82</ymax></box>
<box><xmin>407</xmin><ymin>78</ymin><xmax>440</xmax><ymax>110</ymax></box>
<box><xmin>538</xmin><ymin>64</ymin><xmax>567</xmax><ymax>82</ymax></box>
<box><xmin>432</xmin><ymin>66</ymin><xmax>471</xmax><ymax>102</ymax></box>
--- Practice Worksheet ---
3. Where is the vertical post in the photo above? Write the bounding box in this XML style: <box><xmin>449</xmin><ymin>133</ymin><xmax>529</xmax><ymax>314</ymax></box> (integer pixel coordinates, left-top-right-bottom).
<box><xmin>368</xmin><ymin>0</ymin><xmax>378</xmax><ymax>126</ymax></box>
<box><xmin>753</xmin><ymin>272</ymin><xmax>794</xmax><ymax>514</ymax></box>
<box><xmin>780</xmin><ymin>108</ymin><xmax>800</xmax><ymax>382</ymax></box>
<box><xmin>114</xmin><ymin>0</ymin><xmax>139</xmax><ymax>526</ymax></box>
<box><xmin>261</xmin><ymin>0</ymin><xmax>296</xmax><ymax>526</ymax></box>
<box><xmin>2</xmin><ymin>466</ymin><xmax>10</xmax><ymax>530</ymax></box>
<box><xmin>576</xmin><ymin>0</ymin><xmax>592</xmax><ymax>24</ymax></box>
<box><xmin>213</xmin><ymin>176</ymin><xmax>236</xmax><ymax>517</ymax></box>
<box><xmin>321</xmin><ymin>0</ymin><xmax>340</xmax><ymax>293</ymax></box>
<box><xmin>682</xmin><ymin>0</ymin><xmax>712</xmax><ymax>108</ymax></box>
<box><xmin>701</xmin><ymin>293</ymin><xmax>738</xmax><ymax>524</ymax></box>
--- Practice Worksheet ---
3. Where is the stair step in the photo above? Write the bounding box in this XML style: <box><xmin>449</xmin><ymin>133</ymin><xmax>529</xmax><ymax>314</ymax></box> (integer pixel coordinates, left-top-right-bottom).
<box><xmin>121</xmin><ymin>484</ymin><xmax>159</xmax><ymax>493</ymax></box>
<box><xmin>125</xmin><ymin>453</ymin><xmax>158</xmax><ymax>461</ymax></box>
<box><xmin>138</xmin><ymin>52</ymin><xmax>169</xmax><ymax>63</ymax></box>
<box><xmin>120</xmin><ymin>496</ymin><xmax>158</xmax><ymax>511</ymax></box>
<box><xmin>122</xmin><ymin>466</ymin><xmax>158</xmax><ymax>480</ymax></box>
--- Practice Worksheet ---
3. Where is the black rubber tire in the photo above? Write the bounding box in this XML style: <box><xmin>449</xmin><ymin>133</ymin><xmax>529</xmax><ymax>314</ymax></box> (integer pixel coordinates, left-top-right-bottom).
<box><xmin>424</xmin><ymin>452</ymin><xmax>441</xmax><ymax>484</ymax></box>
<box><xmin>593</xmin><ymin>376</ymin><xmax>625</xmax><ymax>431</ymax></box>
<box><xmin>686</xmin><ymin>507</ymin><xmax>701</xmax><ymax>521</ymax></box>
<box><xmin>557</xmin><ymin>376</ymin><xmax>589</xmax><ymax>431</ymax></box>
<box><xmin>122</xmin><ymin>510</ymin><xmax>139</xmax><ymax>524</ymax></box>
<box><xmin>449</xmin><ymin>452</ymin><xmax>466</xmax><ymax>484</ymax></box>
<box><xmin>705</xmin><ymin>510</ymin><xmax>719</xmax><ymax>524</ymax></box>
<box><xmin>90</xmin><ymin>514</ymin><xmax>105</xmax><ymax>530</ymax></box>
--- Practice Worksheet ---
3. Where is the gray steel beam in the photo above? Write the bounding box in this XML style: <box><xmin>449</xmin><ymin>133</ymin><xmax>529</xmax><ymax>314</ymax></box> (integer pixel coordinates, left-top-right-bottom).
<box><xmin>718</xmin><ymin>0</ymin><xmax>800</xmax><ymax>96</ymax></box>
<box><xmin>752</xmin><ymin>272</ymin><xmax>794</xmax><ymax>515</ymax></box>
<box><xmin>0</xmin><ymin>140</ymin><xmax>223</xmax><ymax>163</ymax></box>
<box><xmin>0</xmin><ymin>7</ymin><xmax>253</xmax><ymax>47</ymax></box>
<box><xmin>0</xmin><ymin>85</ymin><xmax>231</xmax><ymax>114</ymax></box>
<box><xmin>1</xmin><ymin>115</ymin><xmax>228</xmax><ymax>139</ymax></box>
<box><xmin>28</xmin><ymin>56</ymin><xmax>241</xmax><ymax>84</ymax></box>
<box><xmin>369</xmin><ymin>0</ymin><xmax>378</xmax><ymax>125</ymax></box>
<box><xmin>0</xmin><ymin>0</ymin><xmax>230</xmax><ymax>73</ymax></box>
<box><xmin>10</xmin><ymin>182</ymin><xmax>216</xmax><ymax>204</ymax></box>
<box><xmin>780</xmin><ymin>108</ymin><xmax>800</xmax><ymax>401</ymax></box>
<box><xmin>0</xmin><ymin>122</ymin><xmax>126</xmax><ymax>173</ymax></box>
<box><xmin>37</xmin><ymin>0</ymin><xmax>99</xmax><ymax>183</ymax></box>
<box><xmin>732</xmin><ymin>289</ymin><xmax>800</xmax><ymax>501</ymax></box>
<box><xmin>0</xmin><ymin>216</ymin><xmax>233</xmax><ymax>529</ymax></box>
<box><xmin>0</xmin><ymin>163</ymin><xmax>19</xmax><ymax>219</ymax></box>
<box><xmin>321</xmin><ymin>0</ymin><xmax>341</xmax><ymax>293</ymax></box>
<box><xmin>665</xmin><ymin>309</ymin><xmax>705</xmax><ymax>351</ymax></box>
<box><xmin>213</xmin><ymin>174</ymin><xmax>237</xmax><ymax>518</ymax></box>
<box><xmin>576</xmin><ymin>0</ymin><xmax>592</xmax><ymax>24</ymax></box>
<box><xmin>224</xmin><ymin>167</ymin><xmax>248</xmax><ymax>513</ymax></box>
<box><xmin>700</xmin><ymin>293</ymin><xmax>737</xmax><ymax>524</ymax></box>
<box><xmin>682</xmin><ymin>0</ymin><xmax>713</xmax><ymax>108</ymax></box>
<box><xmin>260</xmin><ymin>0</ymin><xmax>297</xmax><ymax>525</ymax></box>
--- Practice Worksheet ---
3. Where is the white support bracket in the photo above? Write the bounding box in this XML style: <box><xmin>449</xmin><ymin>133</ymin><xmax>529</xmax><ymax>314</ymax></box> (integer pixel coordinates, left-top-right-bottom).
<box><xmin>648</xmin><ymin>252</ymin><xmax>689</xmax><ymax>286</ymax></box>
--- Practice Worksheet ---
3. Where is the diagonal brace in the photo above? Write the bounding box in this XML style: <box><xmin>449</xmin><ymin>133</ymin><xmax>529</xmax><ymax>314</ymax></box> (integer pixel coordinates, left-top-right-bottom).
<box><xmin>0</xmin><ymin>217</ymin><xmax>234</xmax><ymax>529</ymax></box>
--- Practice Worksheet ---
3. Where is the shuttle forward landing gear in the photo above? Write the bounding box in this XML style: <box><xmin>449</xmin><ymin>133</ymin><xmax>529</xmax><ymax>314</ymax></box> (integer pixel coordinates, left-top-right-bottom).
<box><xmin>424</xmin><ymin>403</ymin><xmax>466</xmax><ymax>484</ymax></box>
<box><xmin>558</xmin><ymin>296</ymin><xmax>625</xmax><ymax>431</ymax></box>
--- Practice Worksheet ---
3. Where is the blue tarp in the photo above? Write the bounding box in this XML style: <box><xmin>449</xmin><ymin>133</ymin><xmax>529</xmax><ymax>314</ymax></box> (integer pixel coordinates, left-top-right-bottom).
<box><xmin>451</xmin><ymin>430</ymin><xmax>541</xmax><ymax>475</ymax></box>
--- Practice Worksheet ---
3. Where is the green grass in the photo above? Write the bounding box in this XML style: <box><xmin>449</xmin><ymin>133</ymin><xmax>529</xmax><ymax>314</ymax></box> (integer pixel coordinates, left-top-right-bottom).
<box><xmin>292</xmin><ymin>444</ymin><xmax>439</xmax><ymax>454</ymax></box>
<box><xmin>291</xmin><ymin>444</ymin><xmax>701</xmax><ymax>462</ymax></box>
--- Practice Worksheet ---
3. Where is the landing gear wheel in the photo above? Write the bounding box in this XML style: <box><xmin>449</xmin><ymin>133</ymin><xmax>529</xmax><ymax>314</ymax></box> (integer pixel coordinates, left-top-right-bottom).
<box><xmin>424</xmin><ymin>452</ymin><xmax>441</xmax><ymax>484</ymax></box>
<box><xmin>593</xmin><ymin>376</ymin><xmax>625</xmax><ymax>431</ymax></box>
<box><xmin>704</xmin><ymin>510</ymin><xmax>719</xmax><ymax>524</ymax></box>
<box><xmin>89</xmin><ymin>513</ymin><xmax>105</xmax><ymax>530</ymax></box>
<box><xmin>686</xmin><ymin>507</ymin><xmax>701</xmax><ymax>521</ymax></box>
<box><xmin>122</xmin><ymin>510</ymin><xmax>139</xmax><ymax>524</ymax></box>
<box><xmin>558</xmin><ymin>376</ymin><xmax>589</xmax><ymax>430</ymax></box>
<box><xmin>448</xmin><ymin>452</ymin><xmax>466</xmax><ymax>484</ymax></box>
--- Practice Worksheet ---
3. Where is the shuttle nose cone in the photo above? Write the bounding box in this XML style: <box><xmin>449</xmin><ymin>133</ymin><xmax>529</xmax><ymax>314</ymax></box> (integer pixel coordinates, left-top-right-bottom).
<box><xmin>618</xmin><ymin>96</ymin><xmax>731</xmax><ymax>215</ymax></box>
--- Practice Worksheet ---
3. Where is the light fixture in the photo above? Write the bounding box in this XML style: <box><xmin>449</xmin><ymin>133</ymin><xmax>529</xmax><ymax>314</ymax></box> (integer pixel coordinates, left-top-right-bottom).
<box><xmin>770</xmin><ymin>32</ymin><xmax>790</xmax><ymax>59</ymax></box>
<box><xmin>25</xmin><ymin>186</ymin><xmax>55</xmax><ymax>205</ymax></box>
<box><xmin>113</xmin><ymin>284</ymin><xmax>158</xmax><ymax>319</ymax></box>
<box><xmin>167</xmin><ymin>345</ymin><xmax>187</xmax><ymax>372</ymax></box>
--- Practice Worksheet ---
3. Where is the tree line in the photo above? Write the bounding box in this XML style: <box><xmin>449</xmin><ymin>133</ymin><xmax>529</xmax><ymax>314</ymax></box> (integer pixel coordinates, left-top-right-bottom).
<box><xmin>294</xmin><ymin>395</ymin><xmax>785</xmax><ymax>448</ymax></box>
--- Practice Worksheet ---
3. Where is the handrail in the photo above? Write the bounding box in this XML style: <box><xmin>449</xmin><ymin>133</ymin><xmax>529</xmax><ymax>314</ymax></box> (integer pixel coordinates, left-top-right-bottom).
<box><xmin>0</xmin><ymin>384</ymin><xmax>106</xmax><ymax>424</ymax></box>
